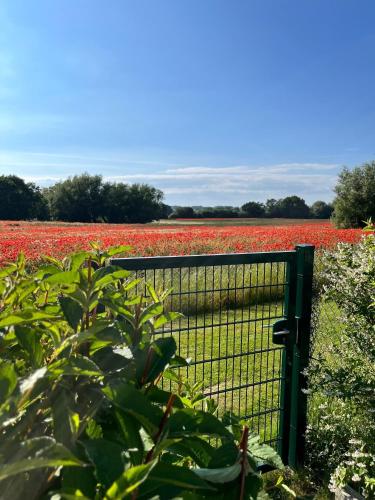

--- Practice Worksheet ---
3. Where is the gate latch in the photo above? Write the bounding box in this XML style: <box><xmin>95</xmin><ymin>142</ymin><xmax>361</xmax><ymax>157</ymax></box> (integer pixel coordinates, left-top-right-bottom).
<box><xmin>272</xmin><ymin>319</ymin><xmax>290</xmax><ymax>345</ymax></box>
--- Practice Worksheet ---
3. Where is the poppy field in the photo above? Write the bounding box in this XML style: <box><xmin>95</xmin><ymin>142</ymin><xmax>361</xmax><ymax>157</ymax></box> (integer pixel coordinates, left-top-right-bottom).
<box><xmin>0</xmin><ymin>219</ymin><xmax>363</xmax><ymax>266</ymax></box>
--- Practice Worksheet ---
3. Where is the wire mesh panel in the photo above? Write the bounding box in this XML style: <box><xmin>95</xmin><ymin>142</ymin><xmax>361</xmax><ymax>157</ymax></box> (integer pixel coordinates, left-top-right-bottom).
<box><xmin>112</xmin><ymin>252</ymin><xmax>295</xmax><ymax>449</ymax></box>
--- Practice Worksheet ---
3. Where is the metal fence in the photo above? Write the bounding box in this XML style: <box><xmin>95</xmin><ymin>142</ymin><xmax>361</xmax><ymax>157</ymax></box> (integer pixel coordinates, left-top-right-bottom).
<box><xmin>111</xmin><ymin>245</ymin><xmax>314</xmax><ymax>467</ymax></box>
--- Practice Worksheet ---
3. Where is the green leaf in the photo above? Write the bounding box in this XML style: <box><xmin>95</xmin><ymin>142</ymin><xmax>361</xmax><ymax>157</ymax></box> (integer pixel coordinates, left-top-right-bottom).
<box><xmin>138</xmin><ymin>462</ymin><xmax>215</xmax><ymax>495</ymax></box>
<box><xmin>166</xmin><ymin>409</ymin><xmax>233</xmax><ymax>439</ymax></box>
<box><xmin>105</xmin><ymin>245</ymin><xmax>132</xmax><ymax>257</ymax></box>
<box><xmin>247</xmin><ymin>433</ymin><xmax>284</xmax><ymax>470</ymax></box>
<box><xmin>83</xmin><ymin>439</ymin><xmax>128</xmax><ymax>488</ymax></box>
<box><xmin>59</xmin><ymin>296</ymin><xmax>84</xmax><ymax>331</ymax></box>
<box><xmin>162</xmin><ymin>368</ymin><xmax>180</xmax><ymax>383</ymax></box>
<box><xmin>0</xmin><ymin>263</ymin><xmax>17</xmax><ymax>278</ymax></box>
<box><xmin>52</xmin><ymin>389</ymin><xmax>77</xmax><ymax>449</ymax></box>
<box><xmin>103</xmin><ymin>382</ymin><xmax>163</xmax><ymax>435</ymax></box>
<box><xmin>34</xmin><ymin>264</ymin><xmax>61</xmax><ymax>279</ymax></box>
<box><xmin>0</xmin><ymin>361</ymin><xmax>17</xmax><ymax>404</ymax></box>
<box><xmin>153</xmin><ymin>312</ymin><xmax>183</xmax><ymax>329</ymax></box>
<box><xmin>42</xmin><ymin>255</ymin><xmax>64</xmax><ymax>269</ymax></box>
<box><xmin>104</xmin><ymin>461</ymin><xmax>156</xmax><ymax>500</ymax></box>
<box><xmin>146</xmin><ymin>386</ymin><xmax>184</xmax><ymax>409</ymax></box>
<box><xmin>193</xmin><ymin>463</ymin><xmax>241</xmax><ymax>483</ymax></box>
<box><xmin>58</xmin><ymin>321</ymin><xmax>121</xmax><ymax>353</ymax></box>
<box><xmin>93</xmin><ymin>265</ymin><xmax>130</xmax><ymax>282</ymax></box>
<box><xmin>85</xmin><ymin>418</ymin><xmax>103</xmax><ymax>440</ymax></box>
<box><xmin>19</xmin><ymin>366</ymin><xmax>48</xmax><ymax>399</ymax></box>
<box><xmin>136</xmin><ymin>337</ymin><xmax>177</xmax><ymax>385</ymax></box>
<box><xmin>0</xmin><ymin>310</ymin><xmax>57</xmax><ymax>328</ymax></box>
<box><xmin>169</xmin><ymin>354</ymin><xmax>190</xmax><ymax>367</ymax></box>
<box><xmin>122</xmin><ymin>278</ymin><xmax>142</xmax><ymax>292</ymax></box>
<box><xmin>145</xmin><ymin>283</ymin><xmax>159</xmax><ymax>303</ymax></box>
<box><xmin>45</xmin><ymin>270</ymin><xmax>80</xmax><ymax>285</ymax></box>
<box><xmin>48</xmin><ymin>356</ymin><xmax>102</xmax><ymax>378</ymax></box>
<box><xmin>208</xmin><ymin>442</ymin><xmax>239</xmax><ymax>468</ymax></box>
<box><xmin>68</xmin><ymin>251</ymin><xmax>91</xmax><ymax>271</ymax></box>
<box><xmin>138</xmin><ymin>303</ymin><xmax>163</xmax><ymax>326</ymax></box>
<box><xmin>167</xmin><ymin>437</ymin><xmax>216</xmax><ymax>467</ymax></box>
<box><xmin>93</xmin><ymin>268</ymin><xmax>131</xmax><ymax>288</ymax></box>
<box><xmin>0</xmin><ymin>437</ymin><xmax>83</xmax><ymax>481</ymax></box>
<box><xmin>14</xmin><ymin>326</ymin><xmax>44</xmax><ymax>368</ymax></box>
<box><xmin>114</xmin><ymin>411</ymin><xmax>144</xmax><ymax>465</ymax></box>
<box><xmin>61</xmin><ymin>466</ymin><xmax>97</xmax><ymax>499</ymax></box>
<box><xmin>91</xmin><ymin>347</ymin><xmax>132</xmax><ymax>374</ymax></box>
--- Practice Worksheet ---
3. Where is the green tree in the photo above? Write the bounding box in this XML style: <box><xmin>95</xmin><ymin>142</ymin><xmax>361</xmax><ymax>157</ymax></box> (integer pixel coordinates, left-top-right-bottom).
<box><xmin>264</xmin><ymin>196</ymin><xmax>309</xmax><ymax>218</ymax></box>
<box><xmin>264</xmin><ymin>198</ymin><xmax>281</xmax><ymax>218</ymax></box>
<box><xmin>333</xmin><ymin>162</ymin><xmax>375</xmax><ymax>228</ymax></box>
<box><xmin>125</xmin><ymin>183</ymin><xmax>164</xmax><ymax>223</ymax></box>
<box><xmin>277</xmin><ymin>195</ymin><xmax>310</xmax><ymax>218</ymax></box>
<box><xmin>0</xmin><ymin>175</ymin><xmax>49</xmax><ymax>220</ymax></box>
<box><xmin>102</xmin><ymin>182</ymin><xmax>130</xmax><ymax>223</ymax></box>
<box><xmin>241</xmin><ymin>201</ymin><xmax>265</xmax><ymax>217</ymax></box>
<box><xmin>197</xmin><ymin>206</ymin><xmax>239</xmax><ymax>218</ymax></box>
<box><xmin>103</xmin><ymin>182</ymin><xmax>164</xmax><ymax>223</ymax></box>
<box><xmin>310</xmin><ymin>200</ymin><xmax>333</xmax><ymax>219</ymax></box>
<box><xmin>45</xmin><ymin>173</ymin><xmax>104</xmax><ymax>222</ymax></box>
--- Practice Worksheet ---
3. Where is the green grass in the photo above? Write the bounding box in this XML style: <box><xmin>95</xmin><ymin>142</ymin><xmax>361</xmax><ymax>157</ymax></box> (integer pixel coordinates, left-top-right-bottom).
<box><xmin>142</xmin><ymin>261</ymin><xmax>287</xmax><ymax>315</ymax></box>
<box><xmin>134</xmin><ymin>261</ymin><xmax>289</xmax><ymax>444</ymax></box>
<box><xmin>158</xmin><ymin>301</ymin><xmax>285</xmax><ymax>444</ymax></box>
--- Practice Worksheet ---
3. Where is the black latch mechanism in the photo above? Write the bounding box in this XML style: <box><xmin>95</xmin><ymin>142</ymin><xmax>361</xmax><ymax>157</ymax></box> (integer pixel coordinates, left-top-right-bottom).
<box><xmin>272</xmin><ymin>319</ymin><xmax>290</xmax><ymax>345</ymax></box>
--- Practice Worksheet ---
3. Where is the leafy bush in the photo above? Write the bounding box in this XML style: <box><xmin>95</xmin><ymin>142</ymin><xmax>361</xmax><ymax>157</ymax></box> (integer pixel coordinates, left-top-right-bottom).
<box><xmin>307</xmin><ymin>227</ymin><xmax>375</xmax><ymax>496</ymax></box>
<box><xmin>0</xmin><ymin>244</ymin><xmax>282</xmax><ymax>499</ymax></box>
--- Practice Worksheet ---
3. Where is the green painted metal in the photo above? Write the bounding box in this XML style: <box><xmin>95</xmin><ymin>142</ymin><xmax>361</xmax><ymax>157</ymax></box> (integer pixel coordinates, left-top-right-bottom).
<box><xmin>111</xmin><ymin>250</ymin><xmax>295</xmax><ymax>270</ymax></box>
<box><xmin>110</xmin><ymin>245</ymin><xmax>314</xmax><ymax>465</ymax></box>
<box><xmin>274</xmin><ymin>255</ymin><xmax>297</xmax><ymax>464</ymax></box>
<box><xmin>288</xmin><ymin>244</ymin><xmax>315</xmax><ymax>467</ymax></box>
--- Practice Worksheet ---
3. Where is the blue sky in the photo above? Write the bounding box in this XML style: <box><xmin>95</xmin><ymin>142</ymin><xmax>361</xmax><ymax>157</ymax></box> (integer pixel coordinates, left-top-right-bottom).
<box><xmin>0</xmin><ymin>0</ymin><xmax>374</xmax><ymax>206</ymax></box>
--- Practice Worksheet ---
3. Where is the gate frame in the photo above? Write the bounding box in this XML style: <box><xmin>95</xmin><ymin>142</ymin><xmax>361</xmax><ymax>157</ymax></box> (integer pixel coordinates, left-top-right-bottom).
<box><xmin>111</xmin><ymin>244</ymin><xmax>314</xmax><ymax>467</ymax></box>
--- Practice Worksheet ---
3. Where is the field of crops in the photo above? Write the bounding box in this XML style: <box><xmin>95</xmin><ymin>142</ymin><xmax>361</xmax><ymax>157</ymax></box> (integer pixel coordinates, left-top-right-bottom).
<box><xmin>0</xmin><ymin>219</ymin><xmax>363</xmax><ymax>265</ymax></box>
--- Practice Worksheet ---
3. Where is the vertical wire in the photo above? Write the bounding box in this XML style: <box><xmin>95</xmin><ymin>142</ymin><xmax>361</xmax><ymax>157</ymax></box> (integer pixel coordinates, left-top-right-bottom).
<box><xmin>178</xmin><ymin>267</ymin><xmax>182</xmax><ymax>385</ymax></box>
<box><xmin>218</xmin><ymin>264</ymin><xmax>223</xmax><ymax>410</ymax></box>
<box><xmin>251</xmin><ymin>263</ymin><xmax>260</xmax><ymax>432</ymax></box>
<box><xmin>210</xmin><ymin>266</ymin><xmax>215</xmax><ymax>397</ymax></box>
<box><xmin>224</xmin><ymin>265</ymin><xmax>230</xmax><ymax>412</ymax></box>
<box><xmin>264</xmin><ymin>261</ymin><xmax>273</xmax><ymax>441</ymax></box>
<box><xmin>230</xmin><ymin>265</ymin><xmax>237</xmax><ymax>411</ymax></box>
<box><xmin>238</xmin><ymin>263</ymin><xmax>246</xmax><ymax>416</ymax></box>
<box><xmin>245</xmin><ymin>263</ymin><xmax>253</xmax><ymax>420</ymax></box>
<box><xmin>257</xmin><ymin>262</ymin><xmax>267</xmax><ymax>435</ymax></box>
<box><xmin>187</xmin><ymin>267</ymin><xmax>191</xmax><ymax>381</ymax></box>
<box><xmin>203</xmin><ymin>266</ymin><xmax>208</xmax><ymax>402</ymax></box>
<box><xmin>194</xmin><ymin>266</ymin><xmax>198</xmax><ymax>383</ymax></box>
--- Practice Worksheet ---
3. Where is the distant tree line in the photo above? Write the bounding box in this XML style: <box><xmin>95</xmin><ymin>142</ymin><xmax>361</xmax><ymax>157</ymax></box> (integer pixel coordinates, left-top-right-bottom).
<box><xmin>170</xmin><ymin>196</ymin><xmax>333</xmax><ymax>220</ymax></box>
<box><xmin>1</xmin><ymin>161</ymin><xmax>374</xmax><ymax>227</ymax></box>
<box><xmin>0</xmin><ymin>174</ymin><xmax>170</xmax><ymax>223</ymax></box>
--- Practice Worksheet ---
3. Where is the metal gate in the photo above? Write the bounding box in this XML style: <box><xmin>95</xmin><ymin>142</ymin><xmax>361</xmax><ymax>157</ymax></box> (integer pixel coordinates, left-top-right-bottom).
<box><xmin>111</xmin><ymin>244</ymin><xmax>314</xmax><ymax>467</ymax></box>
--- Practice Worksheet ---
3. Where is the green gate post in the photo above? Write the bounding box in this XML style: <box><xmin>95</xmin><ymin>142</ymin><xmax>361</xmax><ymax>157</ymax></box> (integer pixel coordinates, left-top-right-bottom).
<box><xmin>288</xmin><ymin>244</ymin><xmax>314</xmax><ymax>467</ymax></box>
<box><xmin>277</xmin><ymin>256</ymin><xmax>297</xmax><ymax>464</ymax></box>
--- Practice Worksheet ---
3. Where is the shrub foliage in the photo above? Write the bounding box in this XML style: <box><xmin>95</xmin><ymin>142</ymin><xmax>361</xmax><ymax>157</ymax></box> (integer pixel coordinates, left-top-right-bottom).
<box><xmin>0</xmin><ymin>245</ymin><xmax>282</xmax><ymax>499</ymax></box>
<box><xmin>308</xmin><ymin>227</ymin><xmax>375</xmax><ymax>496</ymax></box>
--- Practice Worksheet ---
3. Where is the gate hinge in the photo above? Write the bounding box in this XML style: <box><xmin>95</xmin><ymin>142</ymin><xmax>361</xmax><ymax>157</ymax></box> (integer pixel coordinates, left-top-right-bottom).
<box><xmin>272</xmin><ymin>319</ymin><xmax>291</xmax><ymax>345</ymax></box>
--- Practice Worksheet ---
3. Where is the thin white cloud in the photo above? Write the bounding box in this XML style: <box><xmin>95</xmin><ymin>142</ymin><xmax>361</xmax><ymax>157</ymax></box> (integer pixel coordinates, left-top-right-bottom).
<box><xmin>0</xmin><ymin>149</ymin><xmax>340</xmax><ymax>203</ymax></box>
